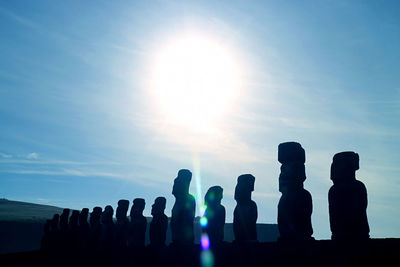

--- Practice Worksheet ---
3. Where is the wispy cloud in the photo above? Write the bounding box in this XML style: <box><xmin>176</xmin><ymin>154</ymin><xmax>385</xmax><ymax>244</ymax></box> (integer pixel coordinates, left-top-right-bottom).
<box><xmin>26</xmin><ymin>152</ymin><xmax>39</xmax><ymax>159</ymax></box>
<box><xmin>0</xmin><ymin>159</ymin><xmax>121</xmax><ymax>166</ymax></box>
<box><xmin>3</xmin><ymin>169</ymin><xmax>123</xmax><ymax>178</ymax></box>
<box><xmin>0</xmin><ymin>152</ymin><xmax>12</xmax><ymax>158</ymax></box>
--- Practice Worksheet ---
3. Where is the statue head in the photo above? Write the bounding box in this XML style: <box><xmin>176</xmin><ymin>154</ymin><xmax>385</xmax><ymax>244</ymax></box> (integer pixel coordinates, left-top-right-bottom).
<box><xmin>331</xmin><ymin>151</ymin><xmax>359</xmax><ymax>183</ymax></box>
<box><xmin>205</xmin><ymin>186</ymin><xmax>223</xmax><ymax>207</ymax></box>
<box><xmin>101</xmin><ymin>205</ymin><xmax>114</xmax><ymax>224</ymax></box>
<box><xmin>80</xmin><ymin>208</ymin><xmax>89</xmax><ymax>221</ymax></box>
<box><xmin>130</xmin><ymin>198</ymin><xmax>145</xmax><ymax>217</ymax></box>
<box><xmin>151</xmin><ymin>197</ymin><xmax>166</xmax><ymax>216</ymax></box>
<box><xmin>60</xmin><ymin>208</ymin><xmax>70</xmax><ymax>229</ymax></box>
<box><xmin>234</xmin><ymin>174</ymin><xmax>255</xmax><ymax>202</ymax></box>
<box><xmin>116</xmin><ymin>199</ymin><xmax>129</xmax><ymax>220</ymax></box>
<box><xmin>172</xmin><ymin>169</ymin><xmax>192</xmax><ymax>197</ymax></box>
<box><xmin>69</xmin><ymin>210</ymin><xmax>80</xmax><ymax>226</ymax></box>
<box><xmin>90</xmin><ymin>207</ymin><xmax>102</xmax><ymax>225</ymax></box>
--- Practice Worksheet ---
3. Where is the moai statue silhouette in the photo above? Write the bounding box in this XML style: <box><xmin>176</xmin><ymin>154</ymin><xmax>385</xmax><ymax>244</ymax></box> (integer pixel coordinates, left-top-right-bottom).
<box><xmin>59</xmin><ymin>208</ymin><xmax>70</xmax><ymax>250</ymax></box>
<box><xmin>49</xmin><ymin>214</ymin><xmax>60</xmax><ymax>251</ymax></box>
<box><xmin>79</xmin><ymin>208</ymin><xmax>90</xmax><ymax>232</ymax></box>
<box><xmin>329</xmin><ymin>151</ymin><xmax>370</xmax><ymax>241</ymax></box>
<box><xmin>78</xmin><ymin>208</ymin><xmax>90</xmax><ymax>250</ymax></box>
<box><xmin>277</xmin><ymin>142</ymin><xmax>313</xmax><ymax>242</ymax></box>
<box><xmin>69</xmin><ymin>210</ymin><xmax>80</xmax><ymax>249</ymax></box>
<box><xmin>90</xmin><ymin>207</ymin><xmax>102</xmax><ymax>230</ymax></box>
<box><xmin>41</xmin><ymin>219</ymin><xmax>51</xmax><ymax>251</ymax></box>
<box><xmin>128</xmin><ymin>198</ymin><xmax>147</xmax><ymax>248</ymax></box>
<box><xmin>100</xmin><ymin>205</ymin><xmax>115</xmax><ymax>252</ymax></box>
<box><xmin>204</xmin><ymin>186</ymin><xmax>226</xmax><ymax>245</ymax></box>
<box><xmin>150</xmin><ymin>197</ymin><xmax>168</xmax><ymax>247</ymax></box>
<box><xmin>50</xmin><ymin>213</ymin><xmax>60</xmax><ymax>233</ymax></box>
<box><xmin>115</xmin><ymin>199</ymin><xmax>130</xmax><ymax>251</ymax></box>
<box><xmin>171</xmin><ymin>169</ymin><xmax>196</xmax><ymax>245</ymax></box>
<box><xmin>89</xmin><ymin>207</ymin><xmax>102</xmax><ymax>250</ymax></box>
<box><xmin>233</xmin><ymin>174</ymin><xmax>258</xmax><ymax>243</ymax></box>
<box><xmin>69</xmin><ymin>210</ymin><xmax>80</xmax><ymax>232</ymax></box>
<box><xmin>60</xmin><ymin>209</ymin><xmax>70</xmax><ymax>232</ymax></box>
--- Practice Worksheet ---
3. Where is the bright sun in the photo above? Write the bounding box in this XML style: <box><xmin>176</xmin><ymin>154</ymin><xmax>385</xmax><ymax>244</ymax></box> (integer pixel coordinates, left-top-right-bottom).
<box><xmin>152</xmin><ymin>35</ymin><xmax>240</xmax><ymax>131</ymax></box>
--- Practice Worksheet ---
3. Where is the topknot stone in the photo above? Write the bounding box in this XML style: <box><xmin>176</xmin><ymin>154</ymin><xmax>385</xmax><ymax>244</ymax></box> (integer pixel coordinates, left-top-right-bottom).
<box><xmin>278</xmin><ymin>142</ymin><xmax>306</xmax><ymax>164</ymax></box>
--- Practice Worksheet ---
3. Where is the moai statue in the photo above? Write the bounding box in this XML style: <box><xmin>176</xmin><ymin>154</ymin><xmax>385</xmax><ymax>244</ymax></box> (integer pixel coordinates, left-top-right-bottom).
<box><xmin>204</xmin><ymin>186</ymin><xmax>226</xmax><ymax>245</ymax></box>
<box><xmin>100</xmin><ymin>205</ymin><xmax>115</xmax><ymax>252</ymax></box>
<box><xmin>49</xmin><ymin>214</ymin><xmax>60</xmax><ymax>251</ymax></box>
<box><xmin>60</xmin><ymin>209</ymin><xmax>70</xmax><ymax>232</ymax></box>
<box><xmin>69</xmin><ymin>210</ymin><xmax>80</xmax><ymax>232</ymax></box>
<box><xmin>277</xmin><ymin>142</ymin><xmax>313</xmax><ymax>242</ymax></box>
<box><xmin>101</xmin><ymin>205</ymin><xmax>115</xmax><ymax>226</ymax></box>
<box><xmin>88</xmin><ymin>207</ymin><xmax>102</xmax><ymax>250</ymax></box>
<box><xmin>171</xmin><ymin>169</ymin><xmax>196</xmax><ymax>245</ymax></box>
<box><xmin>90</xmin><ymin>207</ymin><xmax>102</xmax><ymax>229</ymax></box>
<box><xmin>233</xmin><ymin>174</ymin><xmax>257</xmax><ymax>243</ymax></box>
<box><xmin>50</xmin><ymin>214</ymin><xmax>60</xmax><ymax>232</ymax></box>
<box><xmin>59</xmin><ymin>209</ymin><xmax>70</xmax><ymax>250</ymax></box>
<box><xmin>41</xmin><ymin>219</ymin><xmax>51</xmax><ymax>251</ymax></box>
<box><xmin>78</xmin><ymin>208</ymin><xmax>90</xmax><ymax>249</ymax></box>
<box><xmin>79</xmin><ymin>208</ymin><xmax>90</xmax><ymax>232</ymax></box>
<box><xmin>115</xmin><ymin>199</ymin><xmax>130</xmax><ymax>251</ymax></box>
<box><xmin>128</xmin><ymin>198</ymin><xmax>147</xmax><ymax>248</ymax></box>
<box><xmin>150</xmin><ymin>197</ymin><xmax>168</xmax><ymax>247</ymax></box>
<box><xmin>69</xmin><ymin>210</ymin><xmax>80</xmax><ymax>249</ymax></box>
<box><xmin>329</xmin><ymin>151</ymin><xmax>370</xmax><ymax>241</ymax></box>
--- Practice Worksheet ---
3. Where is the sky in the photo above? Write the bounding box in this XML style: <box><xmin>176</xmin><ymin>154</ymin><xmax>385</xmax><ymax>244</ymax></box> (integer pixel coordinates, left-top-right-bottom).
<box><xmin>0</xmin><ymin>0</ymin><xmax>399</xmax><ymax>239</ymax></box>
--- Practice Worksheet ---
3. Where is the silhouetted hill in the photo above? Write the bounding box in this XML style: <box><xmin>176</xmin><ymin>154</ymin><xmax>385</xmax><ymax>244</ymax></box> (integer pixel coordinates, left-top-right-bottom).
<box><xmin>0</xmin><ymin>199</ymin><xmax>279</xmax><ymax>254</ymax></box>
<box><xmin>0</xmin><ymin>199</ymin><xmax>64</xmax><ymax>254</ymax></box>
<box><xmin>0</xmin><ymin>199</ymin><xmax>64</xmax><ymax>222</ymax></box>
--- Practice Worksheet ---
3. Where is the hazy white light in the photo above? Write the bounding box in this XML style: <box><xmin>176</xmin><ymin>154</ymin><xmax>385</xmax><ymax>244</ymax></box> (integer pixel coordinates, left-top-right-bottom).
<box><xmin>152</xmin><ymin>35</ymin><xmax>240</xmax><ymax>131</ymax></box>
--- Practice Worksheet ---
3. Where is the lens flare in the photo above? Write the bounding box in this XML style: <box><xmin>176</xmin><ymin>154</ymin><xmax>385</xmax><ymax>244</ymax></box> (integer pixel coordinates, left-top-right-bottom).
<box><xmin>201</xmin><ymin>234</ymin><xmax>210</xmax><ymax>250</ymax></box>
<box><xmin>200</xmin><ymin>216</ymin><xmax>208</xmax><ymax>227</ymax></box>
<box><xmin>199</xmin><ymin>205</ymin><xmax>207</xmax><ymax>217</ymax></box>
<box><xmin>201</xmin><ymin>250</ymin><xmax>214</xmax><ymax>267</ymax></box>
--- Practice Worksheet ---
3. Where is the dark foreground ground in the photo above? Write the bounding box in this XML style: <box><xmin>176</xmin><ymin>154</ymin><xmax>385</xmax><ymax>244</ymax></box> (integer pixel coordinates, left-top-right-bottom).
<box><xmin>1</xmin><ymin>238</ymin><xmax>400</xmax><ymax>267</ymax></box>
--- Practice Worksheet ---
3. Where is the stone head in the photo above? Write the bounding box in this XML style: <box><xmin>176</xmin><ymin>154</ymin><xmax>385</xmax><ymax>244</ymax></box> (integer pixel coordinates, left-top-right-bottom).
<box><xmin>151</xmin><ymin>197</ymin><xmax>166</xmax><ymax>216</ymax></box>
<box><xmin>172</xmin><ymin>169</ymin><xmax>192</xmax><ymax>197</ymax></box>
<box><xmin>70</xmin><ymin>210</ymin><xmax>79</xmax><ymax>224</ymax></box>
<box><xmin>131</xmin><ymin>198</ymin><xmax>145</xmax><ymax>217</ymax></box>
<box><xmin>205</xmin><ymin>186</ymin><xmax>223</xmax><ymax>207</ymax></box>
<box><xmin>79</xmin><ymin>208</ymin><xmax>89</xmax><ymax>224</ymax></box>
<box><xmin>90</xmin><ymin>207</ymin><xmax>102</xmax><ymax>225</ymax></box>
<box><xmin>234</xmin><ymin>174</ymin><xmax>255</xmax><ymax>202</ymax></box>
<box><xmin>60</xmin><ymin>209</ymin><xmax>70</xmax><ymax>228</ymax></box>
<box><xmin>102</xmin><ymin>205</ymin><xmax>114</xmax><ymax>224</ymax></box>
<box><xmin>331</xmin><ymin>151</ymin><xmax>359</xmax><ymax>183</ymax></box>
<box><xmin>116</xmin><ymin>199</ymin><xmax>129</xmax><ymax>220</ymax></box>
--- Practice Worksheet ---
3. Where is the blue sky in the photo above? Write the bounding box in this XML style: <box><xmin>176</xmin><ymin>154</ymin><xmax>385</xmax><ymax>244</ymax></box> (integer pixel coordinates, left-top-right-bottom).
<box><xmin>1</xmin><ymin>0</ymin><xmax>399</xmax><ymax>239</ymax></box>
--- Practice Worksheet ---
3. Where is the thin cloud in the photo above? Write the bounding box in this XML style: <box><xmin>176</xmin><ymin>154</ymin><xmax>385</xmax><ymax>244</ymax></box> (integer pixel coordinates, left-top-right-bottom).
<box><xmin>0</xmin><ymin>159</ymin><xmax>121</xmax><ymax>165</ymax></box>
<box><xmin>0</xmin><ymin>152</ymin><xmax>12</xmax><ymax>158</ymax></box>
<box><xmin>26</xmin><ymin>153</ymin><xmax>39</xmax><ymax>159</ymax></box>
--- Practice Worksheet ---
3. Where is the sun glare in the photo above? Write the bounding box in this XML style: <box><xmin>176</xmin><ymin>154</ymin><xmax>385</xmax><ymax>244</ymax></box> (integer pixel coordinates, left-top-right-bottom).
<box><xmin>152</xmin><ymin>35</ymin><xmax>240</xmax><ymax>131</ymax></box>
